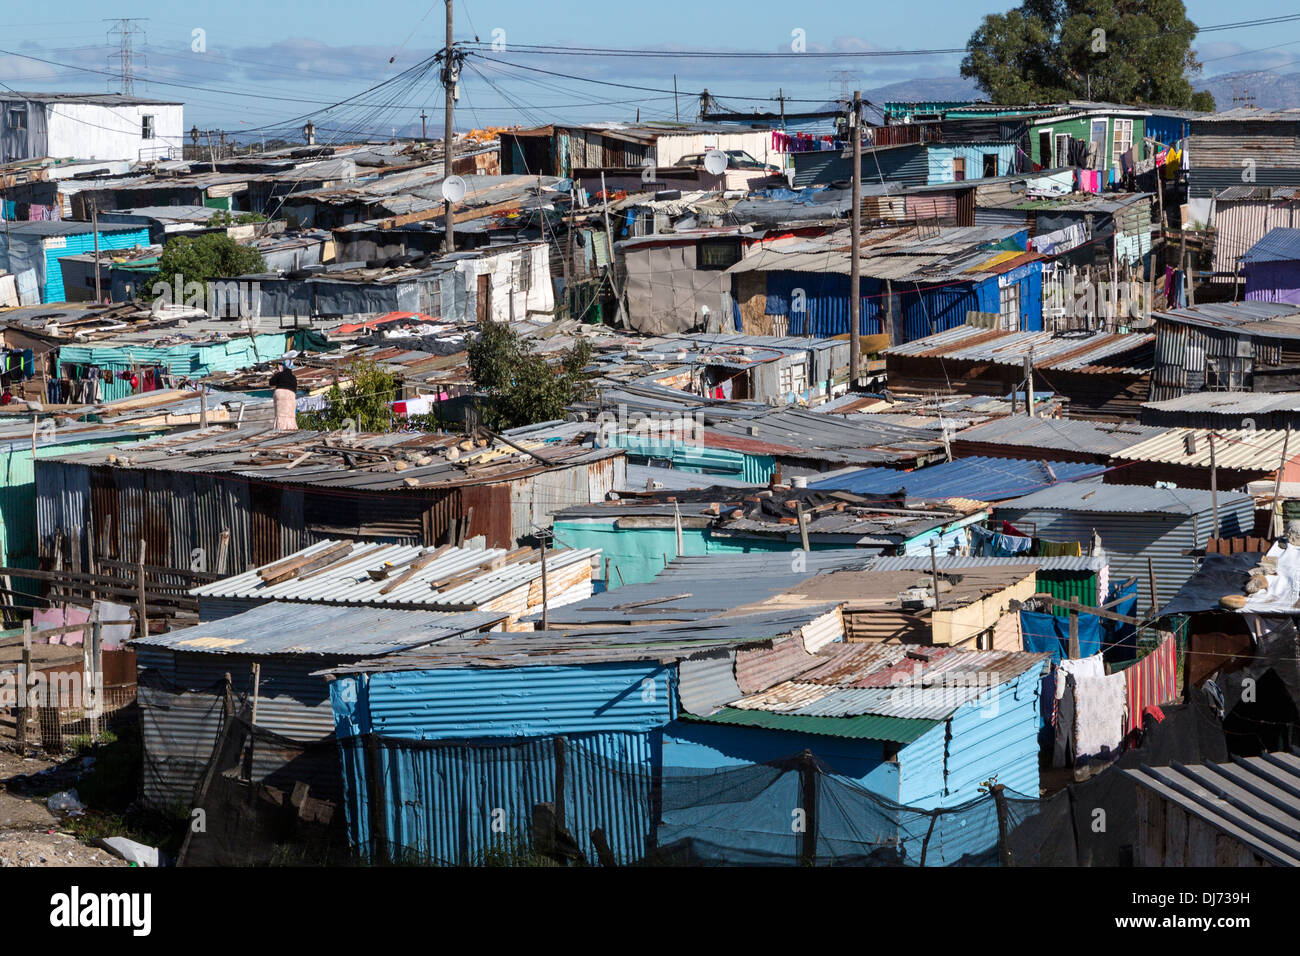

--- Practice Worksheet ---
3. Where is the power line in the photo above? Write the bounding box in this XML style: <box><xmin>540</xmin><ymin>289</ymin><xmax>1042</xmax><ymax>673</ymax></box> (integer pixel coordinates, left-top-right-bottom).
<box><xmin>456</xmin><ymin>17</ymin><xmax>1300</xmax><ymax>60</ymax></box>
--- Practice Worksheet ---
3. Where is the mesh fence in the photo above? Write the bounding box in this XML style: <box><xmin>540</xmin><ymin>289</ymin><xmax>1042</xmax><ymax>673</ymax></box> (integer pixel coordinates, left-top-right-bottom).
<box><xmin>322</xmin><ymin>697</ymin><xmax>1233</xmax><ymax>868</ymax></box>
<box><xmin>178</xmin><ymin>710</ymin><xmax>350</xmax><ymax>867</ymax></box>
<box><xmin>166</xmin><ymin>638</ymin><xmax>1298</xmax><ymax>867</ymax></box>
<box><xmin>166</xmin><ymin>689</ymin><xmax>1253</xmax><ymax>867</ymax></box>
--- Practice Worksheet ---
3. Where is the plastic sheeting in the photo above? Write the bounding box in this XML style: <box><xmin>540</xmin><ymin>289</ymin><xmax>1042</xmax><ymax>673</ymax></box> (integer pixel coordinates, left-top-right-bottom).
<box><xmin>1157</xmin><ymin>552</ymin><xmax>1258</xmax><ymax>616</ymax></box>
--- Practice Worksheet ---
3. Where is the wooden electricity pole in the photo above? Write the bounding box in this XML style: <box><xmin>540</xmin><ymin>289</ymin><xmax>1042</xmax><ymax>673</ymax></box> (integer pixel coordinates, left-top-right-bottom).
<box><xmin>1209</xmin><ymin>432</ymin><xmax>1219</xmax><ymax>539</ymax></box>
<box><xmin>442</xmin><ymin>0</ymin><xmax>457</xmax><ymax>254</ymax></box>
<box><xmin>849</xmin><ymin>90</ymin><xmax>862</xmax><ymax>388</ymax></box>
<box><xmin>1271</xmin><ymin>426</ymin><xmax>1292</xmax><ymax>537</ymax></box>
<box><xmin>91</xmin><ymin>201</ymin><xmax>102</xmax><ymax>303</ymax></box>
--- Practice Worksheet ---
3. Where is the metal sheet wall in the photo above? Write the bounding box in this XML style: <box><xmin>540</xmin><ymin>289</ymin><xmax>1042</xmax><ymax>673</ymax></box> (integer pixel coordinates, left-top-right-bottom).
<box><xmin>340</xmin><ymin>730</ymin><xmax>654</xmax><ymax>865</ymax></box>
<box><xmin>353</xmin><ymin>661</ymin><xmax>674</xmax><ymax>740</ymax></box>
<box><xmin>992</xmin><ymin>499</ymin><xmax>1253</xmax><ymax>610</ymax></box>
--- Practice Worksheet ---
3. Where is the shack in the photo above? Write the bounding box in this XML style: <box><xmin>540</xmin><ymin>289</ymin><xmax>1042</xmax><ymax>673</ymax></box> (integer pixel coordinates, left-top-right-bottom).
<box><xmin>992</xmin><ymin>484</ymin><xmax>1254</xmax><ymax>610</ymax></box>
<box><xmin>34</xmin><ymin>425</ymin><xmax>624</xmax><ymax>577</ymax></box>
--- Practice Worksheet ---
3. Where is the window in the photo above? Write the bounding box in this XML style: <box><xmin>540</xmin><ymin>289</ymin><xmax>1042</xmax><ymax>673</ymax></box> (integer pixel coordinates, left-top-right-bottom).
<box><xmin>1090</xmin><ymin>119</ymin><xmax>1107</xmax><ymax>152</ymax></box>
<box><xmin>982</xmin><ymin>153</ymin><xmax>998</xmax><ymax>178</ymax></box>
<box><xmin>1206</xmin><ymin>355</ymin><xmax>1251</xmax><ymax>391</ymax></box>
<box><xmin>7</xmin><ymin>107</ymin><xmax>26</xmax><ymax>130</ymax></box>
<box><xmin>779</xmin><ymin>362</ymin><xmax>808</xmax><ymax>395</ymax></box>
<box><xmin>1112</xmin><ymin>118</ymin><xmax>1133</xmax><ymax>167</ymax></box>
<box><xmin>1054</xmin><ymin>133</ymin><xmax>1070</xmax><ymax>168</ymax></box>
<box><xmin>698</xmin><ymin>238</ymin><xmax>742</xmax><ymax>270</ymax></box>
<box><xmin>952</xmin><ymin>157</ymin><xmax>966</xmax><ymax>181</ymax></box>
<box><xmin>141</xmin><ymin>115</ymin><xmax>155</xmax><ymax>139</ymax></box>
<box><xmin>998</xmin><ymin>283</ymin><xmax>1020</xmax><ymax>330</ymax></box>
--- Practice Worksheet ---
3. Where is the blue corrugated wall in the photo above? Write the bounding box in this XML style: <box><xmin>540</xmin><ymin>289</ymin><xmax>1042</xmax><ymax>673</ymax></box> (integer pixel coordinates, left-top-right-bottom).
<box><xmin>339</xmin><ymin>730</ymin><xmax>656</xmax><ymax>865</ymax></box>
<box><xmin>752</xmin><ymin>265</ymin><xmax>1042</xmax><ymax>344</ymax></box>
<box><xmin>331</xmin><ymin>662</ymin><xmax>673</xmax><ymax>864</ymax></box>
<box><xmin>43</xmin><ymin>227</ymin><xmax>151</xmax><ymax>302</ymax></box>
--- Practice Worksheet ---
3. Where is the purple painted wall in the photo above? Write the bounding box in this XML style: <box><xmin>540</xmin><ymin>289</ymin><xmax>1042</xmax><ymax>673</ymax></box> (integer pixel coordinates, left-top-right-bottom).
<box><xmin>1244</xmin><ymin>260</ymin><xmax>1300</xmax><ymax>305</ymax></box>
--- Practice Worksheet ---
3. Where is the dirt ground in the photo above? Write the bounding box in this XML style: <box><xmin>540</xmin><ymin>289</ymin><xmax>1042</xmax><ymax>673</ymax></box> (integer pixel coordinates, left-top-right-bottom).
<box><xmin>0</xmin><ymin>749</ymin><xmax>125</xmax><ymax>867</ymax></box>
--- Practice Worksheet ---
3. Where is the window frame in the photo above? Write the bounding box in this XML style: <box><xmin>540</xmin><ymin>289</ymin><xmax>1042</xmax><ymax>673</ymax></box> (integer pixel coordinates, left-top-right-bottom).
<box><xmin>1112</xmin><ymin>118</ymin><xmax>1134</xmax><ymax>167</ymax></box>
<box><xmin>697</xmin><ymin>237</ymin><xmax>743</xmax><ymax>271</ymax></box>
<box><xmin>998</xmin><ymin>282</ymin><xmax>1021</xmax><ymax>331</ymax></box>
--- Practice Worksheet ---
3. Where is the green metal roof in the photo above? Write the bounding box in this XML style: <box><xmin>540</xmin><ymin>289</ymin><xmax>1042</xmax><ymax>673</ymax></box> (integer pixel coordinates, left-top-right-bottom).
<box><xmin>682</xmin><ymin>707</ymin><xmax>941</xmax><ymax>743</ymax></box>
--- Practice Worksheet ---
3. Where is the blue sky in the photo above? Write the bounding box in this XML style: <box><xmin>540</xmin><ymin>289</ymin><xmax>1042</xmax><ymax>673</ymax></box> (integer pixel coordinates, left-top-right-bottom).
<box><xmin>1</xmin><ymin>2</ymin><xmax>1297</xmax><ymax>137</ymax></box>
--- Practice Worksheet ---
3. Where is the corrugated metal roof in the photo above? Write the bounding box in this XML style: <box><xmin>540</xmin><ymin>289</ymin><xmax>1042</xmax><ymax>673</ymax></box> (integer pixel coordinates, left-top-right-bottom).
<box><xmin>809</xmin><ymin>456</ymin><xmax>1107</xmax><ymax>501</ymax></box>
<box><xmin>887</xmin><ymin>324</ymin><xmax>1153</xmax><ymax>374</ymax></box>
<box><xmin>862</xmin><ymin>553</ymin><xmax>1105</xmax><ymax>572</ymax></box>
<box><xmin>138</xmin><ymin>603</ymin><xmax>506</xmax><ymax>657</ymax></box>
<box><xmin>997</xmin><ymin>482</ymin><xmax>1253</xmax><ymax>515</ymax></box>
<box><xmin>1243</xmin><ymin>227</ymin><xmax>1300</xmax><ymax>265</ymax></box>
<box><xmin>1142</xmin><ymin>392</ymin><xmax>1300</xmax><ymax>415</ymax></box>
<box><xmin>620</xmin><ymin>463</ymin><xmax>761</xmax><ymax>492</ymax></box>
<box><xmin>191</xmin><ymin>539</ymin><xmax>598</xmax><ymax>609</ymax></box>
<box><xmin>325</xmin><ymin>606</ymin><xmax>837</xmax><ymax>673</ymax></box>
<box><xmin>681</xmin><ymin>706</ymin><xmax>941</xmax><ymax>743</ymax></box>
<box><xmin>1112</xmin><ymin>427</ymin><xmax>1295</xmax><ymax>470</ymax></box>
<box><xmin>541</xmin><ymin>551</ymin><xmax>874</xmax><ymax>626</ymax></box>
<box><xmin>45</xmin><ymin>424</ymin><xmax>621</xmax><ymax>493</ymax></box>
<box><xmin>725</xmin><ymin>643</ymin><xmax>1045</xmax><ymax>721</ymax></box>
<box><xmin>1125</xmin><ymin>751</ymin><xmax>1300</xmax><ymax>867</ymax></box>
<box><xmin>1154</xmin><ymin>301</ymin><xmax>1300</xmax><ymax>340</ymax></box>
<box><xmin>953</xmin><ymin>416</ymin><xmax>1168</xmax><ymax>455</ymax></box>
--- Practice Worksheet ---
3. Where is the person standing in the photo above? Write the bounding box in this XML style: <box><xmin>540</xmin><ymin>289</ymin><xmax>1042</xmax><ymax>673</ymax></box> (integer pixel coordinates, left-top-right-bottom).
<box><xmin>270</xmin><ymin>360</ymin><xmax>299</xmax><ymax>431</ymax></box>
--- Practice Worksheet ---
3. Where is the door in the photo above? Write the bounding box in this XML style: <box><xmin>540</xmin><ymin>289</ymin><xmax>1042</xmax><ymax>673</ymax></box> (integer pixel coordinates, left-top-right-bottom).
<box><xmin>476</xmin><ymin>273</ymin><xmax>491</xmax><ymax>324</ymax></box>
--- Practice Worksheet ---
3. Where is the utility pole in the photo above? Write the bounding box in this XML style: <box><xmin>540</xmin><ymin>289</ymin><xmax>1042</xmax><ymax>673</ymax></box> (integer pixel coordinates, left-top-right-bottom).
<box><xmin>420</xmin><ymin>109</ymin><xmax>428</xmax><ymax>140</ymax></box>
<box><xmin>929</xmin><ymin>540</ymin><xmax>942</xmax><ymax>611</ymax></box>
<box><xmin>1271</xmin><ymin>426</ymin><xmax>1292</xmax><ymax>537</ymax></box>
<box><xmin>673</xmin><ymin>76</ymin><xmax>680</xmax><ymax>122</ymax></box>
<box><xmin>849</xmin><ymin>89</ymin><xmax>862</xmax><ymax>389</ymax></box>
<box><xmin>91</xmin><ymin>201</ymin><xmax>101</xmax><ymax>303</ymax></box>
<box><xmin>532</xmin><ymin>524</ymin><xmax>553</xmax><ymax>630</ymax></box>
<box><xmin>778</xmin><ymin>88</ymin><xmax>786</xmax><ymax>126</ymax></box>
<box><xmin>440</xmin><ymin>0</ymin><xmax>463</xmax><ymax>254</ymax></box>
<box><xmin>1024</xmin><ymin>351</ymin><xmax>1036</xmax><ymax>418</ymax></box>
<box><xmin>1209</xmin><ymin>432</ymin><xmax>1219</xmax><ymax>539</ymax></box>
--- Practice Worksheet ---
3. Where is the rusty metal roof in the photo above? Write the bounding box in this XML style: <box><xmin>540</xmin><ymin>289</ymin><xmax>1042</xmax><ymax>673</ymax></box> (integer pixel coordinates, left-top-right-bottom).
<box><xmin>886</xmin><ymin>324</ymin><xmax>1153</xmax><ymax>374</ymax></box>
<box><xmin>44</xmin><ymin>424</ymin><xmax>622</xmax><ymax>492</ymax></box>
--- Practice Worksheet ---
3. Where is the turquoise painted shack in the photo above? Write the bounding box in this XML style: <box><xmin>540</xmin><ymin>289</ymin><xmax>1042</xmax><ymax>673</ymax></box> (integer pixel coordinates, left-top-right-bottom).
<box><xmin>58</xmin><ymin>330</ymin><xmax>292</xmax><ymax>402</ymax></box>
<box><xmin>0</xmin><ymin>421</ymin><xmax>167</xmax><ymax>586</ymax></box>
<box><xmin>0</xmin><ymin>221</ymin><xmax>151</xmax><ymax>303</ymax></box>
<box><xmin>325</xmin><ymin>611</ymin><xmax>1046</xmax><ymax>867</ymax></box>
<box><xmin>553</xmin><ymin>496</ymin><xmax>989</xmax><ymax>589</ymax></box>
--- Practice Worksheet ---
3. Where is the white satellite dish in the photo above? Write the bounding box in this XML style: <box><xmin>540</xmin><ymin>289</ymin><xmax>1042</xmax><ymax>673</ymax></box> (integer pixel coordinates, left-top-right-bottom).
<box><xmin>441</xmin><ymin>175</ymin><xmax>467</xmax><ymax>203</ymax></box>
<box><xmin>703</xmin><ymin>149</ymin><xmax>729</xmax><ymax>175</ymax></box>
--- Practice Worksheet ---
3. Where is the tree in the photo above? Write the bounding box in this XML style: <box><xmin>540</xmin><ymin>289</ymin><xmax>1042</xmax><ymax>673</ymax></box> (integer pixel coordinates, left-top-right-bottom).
<box><xmin>467</xmin><ymin>322</ymin><xmax>593</xmax><ymax>431</ymax></box>
<box><xmin>154</xmin><ymin>233</ymin><xmax>266</xmax><ymax>288</ymax></box>
<box><xmin>296</xmin><ymin>357</ymin><xmax>401</xmax><ymax>432</ymax></box>
<box><xmin>962</xmin><ymin>0</ymin><xmax>1215</xmax><ymax>110</ymax></box>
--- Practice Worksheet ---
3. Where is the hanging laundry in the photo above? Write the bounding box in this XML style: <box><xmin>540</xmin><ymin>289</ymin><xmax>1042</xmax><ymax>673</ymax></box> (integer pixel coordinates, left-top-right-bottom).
<box><xmin>1036</xmin><ymin>538</ymin><xmax>1083</xmax><ymax>558</ymax></box>
<box><xmin>1121</xmin><ymin>634</ymin><xmax>1178</xmax><ymax>737</ymax></box>
<box><xmin>1071</xmin><ymin>671</ymin><xmax>1128</xmax><ymax>767</ymax></box>
<box><xmin>970</xmin><ymin>524</ymin><xmax>1033</xmax><ymax>556</ymax></box>
<box><xmin>1057</xmin><ymin>654</ymin><xmax>1105</xmax><ymax>700</ymax></box>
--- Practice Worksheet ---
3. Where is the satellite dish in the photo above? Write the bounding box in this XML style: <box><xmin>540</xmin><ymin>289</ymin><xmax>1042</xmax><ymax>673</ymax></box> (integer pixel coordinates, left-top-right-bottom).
<box><xmin>441</xmin><ymin>175</ymin><xmax>467</xmax><ymax>203</ymax></box>
<box><xmin>703</xmin><ymin>149</ymin><xmax>728</xmax><ymax>175</ymax></box>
